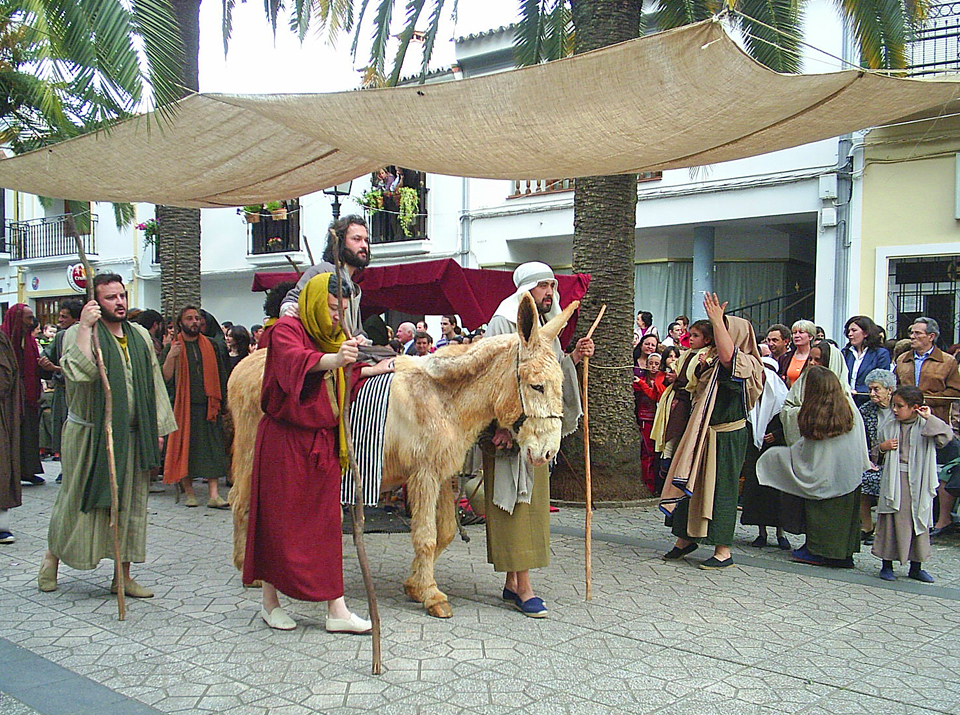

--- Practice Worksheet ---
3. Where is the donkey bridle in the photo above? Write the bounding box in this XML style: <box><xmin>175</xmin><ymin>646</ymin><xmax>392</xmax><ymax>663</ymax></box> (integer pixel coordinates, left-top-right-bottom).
<box><xmin>511</xmin><ymin>345</ymin><xmax>564</xmax><ymax>434</ymax></box>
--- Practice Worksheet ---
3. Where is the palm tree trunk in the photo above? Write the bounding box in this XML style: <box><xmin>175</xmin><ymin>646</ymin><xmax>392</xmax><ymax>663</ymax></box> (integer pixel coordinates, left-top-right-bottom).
<box><xmin>158</xmin><ymin>0</ymin><xmax>202</xmax><ymax>319</ymax></box>
<box><xmin>559</xmin><ymin>0</ymin><xmax>645</xmax><ymax>499</ymax></box>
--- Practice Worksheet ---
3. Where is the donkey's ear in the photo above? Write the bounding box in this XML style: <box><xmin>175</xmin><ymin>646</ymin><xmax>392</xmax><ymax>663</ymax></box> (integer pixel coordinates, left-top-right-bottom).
<box><xmin>517</xmin><ymin>292</ymin><xmax>538</xmax><ymax>346</ymax></box>
<box><xmin>541</xmin><ymin>300</ymin><xmax>579</xmax><ymax>343</ymax></box>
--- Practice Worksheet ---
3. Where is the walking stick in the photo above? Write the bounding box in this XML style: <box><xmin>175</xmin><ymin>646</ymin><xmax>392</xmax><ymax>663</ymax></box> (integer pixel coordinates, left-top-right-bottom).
<box><xmin>67</xmin><ymin>221</ymin><xmax>125</xmax><ymax>620</ymax></box>
<box><xmin>331</xmin><ymin>229</ymin><xmax>382</xmax><ymax>675</ymax></box>
<box><xmin>581</xmin><ymin>304</ymin><xmax>605</xmax><ymax>602</ymax></box>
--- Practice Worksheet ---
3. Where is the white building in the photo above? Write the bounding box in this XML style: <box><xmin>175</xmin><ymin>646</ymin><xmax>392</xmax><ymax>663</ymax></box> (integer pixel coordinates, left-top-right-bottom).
<box><xmin>1</xmin><ymin>2</ymin><xmax>942</xmax><ymax>340</ymax></box>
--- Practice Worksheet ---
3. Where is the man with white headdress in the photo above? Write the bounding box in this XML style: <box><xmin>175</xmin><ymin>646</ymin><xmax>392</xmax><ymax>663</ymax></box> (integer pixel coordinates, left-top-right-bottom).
<box><xmin>482</xmin><ymin>262</ymin><xmax>593</xmax><ymax>618</ymax></box>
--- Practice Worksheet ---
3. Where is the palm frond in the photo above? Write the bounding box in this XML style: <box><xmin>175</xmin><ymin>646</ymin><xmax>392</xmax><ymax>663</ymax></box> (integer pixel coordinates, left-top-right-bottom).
<box><xmin>387</xmin><ymin>0</ymin><xmax>428</xmax><ymax>87</ymax></box>
<box><xmin>649</xmin><ymin>0</ymin><xmax>715</xmax><ymax>32</ymax></box>
<box><xmin>351</xmin><ymin>0</ymin><xmax>376</xmax><ymax>59</ymax></box>
<box><xmin>368</xmin><ymin>0</ymin><xmax>396</xmax><ymax>80</ymax></box>
<box><xmin>416</xmin><ymin>0</ymin><xmax>450</xmax><ymax>82</ymax></box>
<box><xmin>112</xmin><ymin>201</ymin><xmax>136</xmax><ymax>230</ymax></box>
<box><xmin>735</xmin><ymin>0</ymin><xmax>804</xmax><ymax>73</ymax></box>
<box><xmin>833</xmin><ymin>0</ymin><xmax>910</xmax><ymax>69</ymax></box>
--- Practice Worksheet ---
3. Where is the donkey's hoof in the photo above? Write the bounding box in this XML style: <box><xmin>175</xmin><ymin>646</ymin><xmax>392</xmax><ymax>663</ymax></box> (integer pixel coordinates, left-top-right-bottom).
<box><xmin>427</xmin><ymin>601</ymin><xmax>453</xmax><ymax>619</ymax></box>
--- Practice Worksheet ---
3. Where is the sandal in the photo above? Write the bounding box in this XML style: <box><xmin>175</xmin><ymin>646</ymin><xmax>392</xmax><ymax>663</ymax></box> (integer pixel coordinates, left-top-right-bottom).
<box><xmin>662</xmin><ymin>543</ymin><xmax>698</xmax><ymax>560</ymax></box>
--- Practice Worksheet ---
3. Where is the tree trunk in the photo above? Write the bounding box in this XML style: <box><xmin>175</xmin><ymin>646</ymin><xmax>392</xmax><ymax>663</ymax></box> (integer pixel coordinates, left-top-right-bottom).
<box><xmin>556</xmin><ymin>0</ymin><xmax>645</xmax><ymax>501</ymax></box>
<box><xmin>158</xmin><ymin>0</ymin><xmax>202</xmax><ymax>320</ymax></box>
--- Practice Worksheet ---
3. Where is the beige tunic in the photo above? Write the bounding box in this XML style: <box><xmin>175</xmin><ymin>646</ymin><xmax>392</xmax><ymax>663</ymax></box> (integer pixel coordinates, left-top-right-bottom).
<box><xmin>47</xmin><ymin>323</ymin><xmax>176</xmax><ymax>570</ymax></box>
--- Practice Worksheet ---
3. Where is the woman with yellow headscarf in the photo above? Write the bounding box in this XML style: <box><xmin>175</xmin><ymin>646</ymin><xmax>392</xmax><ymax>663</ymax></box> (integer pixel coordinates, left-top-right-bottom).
<box><xmin>243</xmin><ymin>272</ymin><xmax>392</xmax><ymax>633</ymax></box>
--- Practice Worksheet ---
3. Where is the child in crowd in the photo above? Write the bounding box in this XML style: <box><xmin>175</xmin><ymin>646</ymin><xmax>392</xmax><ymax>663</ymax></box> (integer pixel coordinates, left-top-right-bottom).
<box><xmin>635</xmin><ymin>351</ymin><xmax>666</xmax><ymax>494</ymax></box>
<box><xmin>873</xmin><ymin>386</ymin><xmax>952</xmax><ymax>583</ymax></box>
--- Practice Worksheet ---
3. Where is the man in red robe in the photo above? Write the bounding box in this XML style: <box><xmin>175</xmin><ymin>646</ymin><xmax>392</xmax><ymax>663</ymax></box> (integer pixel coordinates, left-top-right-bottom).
<box><xmin>1</xmin><ymin>304</ymin><xmax>43</xmax><ymax>486</ymax></box>
<box><xmin>243</xmin><ymin>272</ymin><xmax>392</xmax><ymax>632</ymax></box>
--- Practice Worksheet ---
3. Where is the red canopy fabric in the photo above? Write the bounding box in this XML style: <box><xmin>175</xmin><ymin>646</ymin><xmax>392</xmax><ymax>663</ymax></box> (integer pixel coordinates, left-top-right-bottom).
<box><xmin>252</xmin><ymin>258</ymin><xmax>590</xmax><ymax>344</ymax></box>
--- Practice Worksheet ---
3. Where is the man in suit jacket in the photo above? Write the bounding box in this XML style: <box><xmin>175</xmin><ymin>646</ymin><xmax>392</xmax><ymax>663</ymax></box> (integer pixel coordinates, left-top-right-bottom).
<box><xmin>396</xmin><ymin>322</ymin><xmax>417</xmax><ymax>355</ymax></box>
<box><xmin>895</xmin><ymin>316</ymin><xmax>960</xmax><ymax>538</ymax></box>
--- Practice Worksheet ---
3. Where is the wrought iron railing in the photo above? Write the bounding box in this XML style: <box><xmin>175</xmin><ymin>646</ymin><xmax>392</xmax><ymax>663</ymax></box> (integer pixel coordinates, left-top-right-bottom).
<box><xmin>727</xmin><ymin>288</ymin><xmax>816</xmax><ymax>334</ymax></box>
<box><xmin>907</xmin><ymin>2</ymin><xmax>960</xmax><ymax>76</ymax></box>
<box><xmin>367</xmin><ymin>184</ymin><xmax>429</xmax><ymax>244</ymax></box>
<box><xmin>248</xmin><ymin>201</ymin><xmax>301</xmax><ymax>254</ymax></box>
<box><xmin>508</xmin><ymin>172</ymin><xmax>663</xmax><ymax>198</ymax></box>
<box><xmin>7</xmin><ymin>214</ymin><xmax>97</xmax><ymax>260</ymax></box>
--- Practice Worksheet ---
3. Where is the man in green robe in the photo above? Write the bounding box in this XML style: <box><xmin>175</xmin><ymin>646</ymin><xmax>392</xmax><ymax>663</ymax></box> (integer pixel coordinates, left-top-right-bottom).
<box><xmin>161</xmin><ymin>306</ymin><xmax>229</xmax><ymax>509</ymax></box>
<box><xmin>38</xmin><ymin>299</ymin><xmax>83</xmax><ymax>478</ymax></box>
<box><xmin>39</xmin><ymin>273</ymin><xmax>176</xmax><ymax>597</ymax></box>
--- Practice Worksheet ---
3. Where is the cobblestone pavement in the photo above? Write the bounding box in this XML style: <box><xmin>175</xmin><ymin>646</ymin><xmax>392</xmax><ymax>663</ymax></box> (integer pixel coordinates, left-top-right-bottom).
<box><xmin>2</xmin><ymin>460</ymin><xmax>960</xmax><ymax>715</ymax></box>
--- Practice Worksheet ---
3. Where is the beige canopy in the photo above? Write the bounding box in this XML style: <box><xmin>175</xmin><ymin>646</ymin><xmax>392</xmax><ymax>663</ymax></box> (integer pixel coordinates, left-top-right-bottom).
<box><xmin>2</xmin><ymin>19</ymin><xmax>959</xmax><ymax>208</ymax></box>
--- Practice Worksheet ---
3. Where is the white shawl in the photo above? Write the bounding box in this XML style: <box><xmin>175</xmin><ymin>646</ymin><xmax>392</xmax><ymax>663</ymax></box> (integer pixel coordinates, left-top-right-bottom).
<box><xmin>876</xmin><ymin>414</ymin><xmax>952</xmax><ymax>535</ymax></box>
<box><xmin>749</xmin><ymin>358</ymin><xmax>789</xmax><ymax>449</ymax></box>
<box><xmin>756</xmin><ymin>408</ymin><xmax>870</xmax><ymax>500</ymax></box>
<box><xmin>781</xmin><ymin>345</ymin><xmax>849</xmax><ymax>446</ymax></box>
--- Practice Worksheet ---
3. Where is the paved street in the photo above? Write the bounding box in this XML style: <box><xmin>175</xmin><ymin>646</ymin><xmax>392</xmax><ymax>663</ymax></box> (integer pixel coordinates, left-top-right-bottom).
<box><xmin>2</xmin><ymin>460</ymin><xmax>960</xmax><ymax>715</ymax></box>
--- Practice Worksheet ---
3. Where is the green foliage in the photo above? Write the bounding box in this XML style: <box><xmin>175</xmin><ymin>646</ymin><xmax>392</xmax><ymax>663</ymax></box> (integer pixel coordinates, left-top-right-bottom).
<box><xmin>514</xmin><ymin>0</ymin><xmax>574</xmax><ymax>66</ymax></box>
<box><xmin>242</xmin><ymin>204</ymin><xmax>263</xmax><ymax>214</ymax></box>
<box><xmin>0</xmin><ymin>0</ymin><xmax>184</xmax><ymax>150</ymax></box>
<box><xmin>264</xmin><ymin>200</ymin><xmax>284</xmax><ymax>212</ymax></box>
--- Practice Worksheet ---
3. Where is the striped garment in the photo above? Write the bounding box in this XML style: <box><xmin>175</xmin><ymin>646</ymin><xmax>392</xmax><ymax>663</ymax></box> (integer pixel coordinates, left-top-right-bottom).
<box><xmin>340</xmin><ymin>372</ymin><xmax>393</xmax><ymax>506</ymax></box>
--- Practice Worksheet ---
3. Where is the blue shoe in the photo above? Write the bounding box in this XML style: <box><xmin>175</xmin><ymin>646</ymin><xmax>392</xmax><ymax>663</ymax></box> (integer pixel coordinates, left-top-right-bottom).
<box><xmin>909</xmin><ymin>568</ymin><xmax>934</xmax><ymax>583</ymax></box>
<box><xmin>0</xmin><ymin>531</ymin><xmax>14</xmax><ymax>544</ymax></box>
<box><xmin>879</xmin><ymin>565</ymin><xmax>896</xmax><ymax>581</ymax></box>
<box><xmin>791</xmin><ymin>545</ymin><xmax>825</xmax><ymax>566</ymax></box>
<box><xmin>514</xmin><ymin>596</ymin><xmax>548</xmax><ymax>618</ymax></box>
<box><xmin>777</xmin><ymin>535</ymin><xmax>791</xmax><ymax>550</ymax></box>
<box><xmin>502</xmin><ymin>587</ymin><xmax>518</xmax><ymax>602</ymax></box>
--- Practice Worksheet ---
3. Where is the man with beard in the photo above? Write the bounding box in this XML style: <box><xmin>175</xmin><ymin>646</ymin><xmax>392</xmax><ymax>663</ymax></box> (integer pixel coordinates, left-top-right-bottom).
<box><xmin>161</xmin><ymin>306</ymin><xmax>230</xmax><ymax>509</ymax></box>
<box><xmin>483</xmin><ymin>262</ymin><xmax>593</xmax><ymax>618</ymax></box>
<box><xmin>38</xmin><ymin>274</ymin><xmax>176</xmax><ymax>596</ymax></box>
<box><xmin>280</xmin><ymin>215</ymin><xmax>370</xmax><ymax>341</ymax></box>
<box><xmin>38</xmin><ymin>300</ymin><xmax>83</xmax><ymax>479</ymax></box>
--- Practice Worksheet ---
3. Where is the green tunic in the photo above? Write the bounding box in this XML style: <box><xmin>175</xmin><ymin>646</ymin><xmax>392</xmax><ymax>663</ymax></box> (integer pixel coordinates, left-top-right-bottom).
<box><xmin>47</xmin><ymin>323</ymin><xmax>176</xmax><ymax>570</ymax></box>
<box><xmin>41</xmin><ymin>330</ymin><xmax>69</xmax><ymax>454</ymax></box>
<box><xmin>161</xmin><ymin>340</ymin><xmax>229</xmax><ymax>480</ymax></box>
<box><xmin>672</xmin><ymin>366</ymin><xmax>749</xmax><ymax>546</ymax></box>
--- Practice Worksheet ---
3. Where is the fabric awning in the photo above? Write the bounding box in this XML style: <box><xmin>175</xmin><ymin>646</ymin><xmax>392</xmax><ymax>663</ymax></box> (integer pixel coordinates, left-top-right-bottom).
<box><xmin>1</xmin><ymin>19</ymin><xmax>959</xmax><ymax>208</ymax></box>
<box><xmin>253</xmin><ymin>259</ymin><xmax>591</xmax><ymax>343</ymax></box>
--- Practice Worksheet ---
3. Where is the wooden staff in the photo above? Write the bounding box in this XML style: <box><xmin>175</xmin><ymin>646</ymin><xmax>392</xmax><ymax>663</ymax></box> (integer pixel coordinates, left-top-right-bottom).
<box><xmin>67</xmin><ymin>221</ymin><xmax>125</xmax><ymax>620</ymax></box>
<box><xmin>284</xmin><ymin>255</ymin><xmax>303</xmax><ymax>277</ymax></box>
<box><xmin>581</xmin><ymin>304</ymin><xmax>606</xmax><ymax>602</ymax></box>
<box><xmin>302</xmin><ymin>234</ymin><xmax>316</xmax><ymax>266</ymax></box>
<box><xmin>331</xmin><ymin>228</ymin><xmax>382</xmax><ymax>675</ymax></box>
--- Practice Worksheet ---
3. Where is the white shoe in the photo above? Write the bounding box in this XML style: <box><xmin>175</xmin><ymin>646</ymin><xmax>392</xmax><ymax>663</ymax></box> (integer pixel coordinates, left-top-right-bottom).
<box><xmin>325</xmin><ymin>612</ymin><xmax>372</xmax><ymax>634</ymax></box>
<box><xmin>261</xmin><ymin>606</ymin><xmax>296</xmax><ymax>630</ymax></box>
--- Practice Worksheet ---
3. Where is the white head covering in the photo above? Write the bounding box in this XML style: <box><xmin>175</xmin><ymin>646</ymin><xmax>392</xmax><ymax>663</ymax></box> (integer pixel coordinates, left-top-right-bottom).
<box><xmin>492</xmin><ymin>261</ymin><xmax>561</xmax><ymax>323</ymax></box>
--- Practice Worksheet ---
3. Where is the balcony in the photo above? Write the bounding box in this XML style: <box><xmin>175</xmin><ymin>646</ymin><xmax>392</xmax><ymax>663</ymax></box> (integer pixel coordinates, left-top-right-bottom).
<box><xmin>367</xmin><ymin>182</ymin><xmax>429</xmax><ymax>245</ymax></box>
<box><xmin>7</xmin><ymin>214</ymin><xmax>97</xmax><ymax>263</ymax></box>
<box><xmin>248</xmin><ymin>201</ymin><xmax>301</xmax><ymax>255</ymax></box>
<box><xmin>508</xmin><ymin>172</ymin><xmax>663</xmax><ymax>198</ymax></box>
<box><xmin>907</xmin><ymin>2</ymin><xmax>960</xmax><ymax>76</ymax></box>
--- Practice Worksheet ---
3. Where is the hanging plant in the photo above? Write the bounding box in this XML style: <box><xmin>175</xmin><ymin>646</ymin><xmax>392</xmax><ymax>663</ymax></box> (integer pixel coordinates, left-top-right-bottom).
<box><xmin>397</xmin><ymin>187</ymin><xmax>418</xmax><ymax>237</ymax></box>
<box><xmin>136</xmin><ymin>218</ymin><xmax>159</xmax><ymax>247</ymax></box>
<box><xmin>264</xmin><ymin>200</ymin><xmax>287</xmax><ymax>220</ymax></box>
<box><xmin>357</xmin><ymin>189</ymin><xmax>384</xmax><ymax>211</ymax></box>
<box><xmin>241</xmin><ymin>205</ymin><xmax>262</xmax><ymax>223</ymax></box>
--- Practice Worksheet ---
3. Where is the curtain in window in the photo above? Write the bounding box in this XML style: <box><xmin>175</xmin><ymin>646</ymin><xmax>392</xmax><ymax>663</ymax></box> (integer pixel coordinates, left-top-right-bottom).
<box><xmin>634</xmin><ymin>262</ymin><xmax>693</xmax><ymax>329</ymax></box>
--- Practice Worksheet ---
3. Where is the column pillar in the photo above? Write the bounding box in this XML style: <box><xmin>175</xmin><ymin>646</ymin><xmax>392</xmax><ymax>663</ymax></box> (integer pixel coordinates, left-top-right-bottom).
<box><xmin>692</xmin><ymin>226</ymin><xmax>715</xmax><ymax>320</ymax></box>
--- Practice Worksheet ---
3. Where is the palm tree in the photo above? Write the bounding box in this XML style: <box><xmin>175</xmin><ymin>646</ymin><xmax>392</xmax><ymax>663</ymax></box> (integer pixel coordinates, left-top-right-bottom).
<box><xmin>336</xmin><ymin>0</ymin><xmax>925</xmax><ymax>496</ymax></box>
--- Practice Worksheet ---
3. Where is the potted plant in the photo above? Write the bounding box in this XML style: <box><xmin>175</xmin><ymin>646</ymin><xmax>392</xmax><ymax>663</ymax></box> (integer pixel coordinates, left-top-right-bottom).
<box><xmin>241</xmin><ymin>205</ymin><xmax>262</xmax><ymax>223</ymax></box>
<box><xmin>265</xmin><ymin>200</ymin><xmax>287</xmax><ymax>221</ymax></box>
<box><xmin>136</xmin><ymin>218</ymin><xmax>159</xmax><ymax>248</ymax></box>
<box><xmin>266</xmin><ymin>236</ymin><xmax>283</xmax><ymax>251</ymax></box>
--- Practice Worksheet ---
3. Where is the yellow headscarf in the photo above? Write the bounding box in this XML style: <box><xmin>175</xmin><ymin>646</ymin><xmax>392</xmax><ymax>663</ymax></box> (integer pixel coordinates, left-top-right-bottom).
<box><xmin>298</xmin><ymin>272</ymin><xmax>350</xmax><ymax>470</ymax></box>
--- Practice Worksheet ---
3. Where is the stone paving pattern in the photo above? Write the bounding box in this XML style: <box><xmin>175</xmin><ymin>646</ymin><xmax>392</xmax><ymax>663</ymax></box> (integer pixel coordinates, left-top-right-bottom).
<box><xmin>2</xmin><ymin>460</ymin><xmax>960</xmax><ymax>714</ymax></box>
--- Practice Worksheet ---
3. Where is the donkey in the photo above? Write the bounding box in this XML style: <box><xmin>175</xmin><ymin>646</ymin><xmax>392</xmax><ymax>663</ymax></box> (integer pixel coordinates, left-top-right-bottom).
<box><xmin>228</xmin><ymin>292</ymin><xmax>577</xmax><ymax>618</ymax></box>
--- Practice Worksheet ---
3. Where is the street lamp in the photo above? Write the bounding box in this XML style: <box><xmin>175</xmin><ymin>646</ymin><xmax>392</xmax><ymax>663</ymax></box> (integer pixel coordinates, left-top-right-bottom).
<box><xmin>323</xmin><ymin>181</ymin><xmax>353</xmax><ymax>220</ymax></box>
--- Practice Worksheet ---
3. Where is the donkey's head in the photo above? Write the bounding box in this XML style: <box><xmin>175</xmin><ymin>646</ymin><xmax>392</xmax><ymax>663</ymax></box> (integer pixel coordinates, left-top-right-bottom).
<box><xmin>504</xmin><ymin>293</ymin><xmax>580</xmax><ymax>467</ymax></box>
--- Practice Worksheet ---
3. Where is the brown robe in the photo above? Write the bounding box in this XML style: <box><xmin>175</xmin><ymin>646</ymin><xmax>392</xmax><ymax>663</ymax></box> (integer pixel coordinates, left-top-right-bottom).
<box><xmin>0</xmin><ymin>332</ymin><xmax>22</xmax><ymax>510</ymax></box>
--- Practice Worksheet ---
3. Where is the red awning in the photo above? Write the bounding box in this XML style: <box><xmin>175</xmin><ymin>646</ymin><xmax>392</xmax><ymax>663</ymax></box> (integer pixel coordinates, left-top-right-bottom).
<box><xmin>252</xmin><ymin>258</ymin><xmax>590</xmax><ymax>343</ymax></box>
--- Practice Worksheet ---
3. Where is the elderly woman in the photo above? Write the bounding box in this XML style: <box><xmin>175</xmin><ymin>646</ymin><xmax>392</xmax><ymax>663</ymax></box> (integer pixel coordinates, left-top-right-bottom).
<box><xmin>780</xmin><ymin>319</ymin><xmax>817</xmax><ymax>387</ymax></box>
<box><xmin>858</xmin><ymin>368</ymin><xmax>897</xmax><ymax>544</ymax></box>
<box><xmin>841</xmin><ymin>316</ymin><xmax>891</xmax><ymax>407</ymax></box>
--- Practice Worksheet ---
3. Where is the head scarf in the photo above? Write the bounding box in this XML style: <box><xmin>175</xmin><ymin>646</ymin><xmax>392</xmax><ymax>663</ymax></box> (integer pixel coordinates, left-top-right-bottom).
<box><xmin>492</xmin><ymin>261</ymin><xmax>561</xmax><ymax>323</ymax></box>
<box><xmin>0</xmin><ymin>304</ymin><xmax>40</xmax><ymax>408</ymax></box>
<box><xmin>780</xmin><ymin>339</ymin><xmax>855</xmax><ymax>445</ymax></box>
<box><xmin>299</xmin><ymin>272</ymin><xmax>349</xmax><ymax>469</ymax></box>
